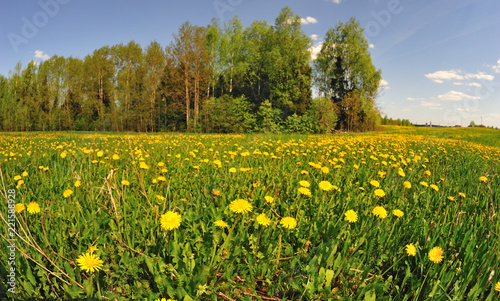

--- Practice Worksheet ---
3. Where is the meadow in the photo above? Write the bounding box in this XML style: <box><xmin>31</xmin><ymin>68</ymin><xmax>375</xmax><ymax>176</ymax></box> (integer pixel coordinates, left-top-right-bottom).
<box><xmin>0</xmin><ymin>126</ymin><xmax>499</xmax><ymax>300</ymax></box>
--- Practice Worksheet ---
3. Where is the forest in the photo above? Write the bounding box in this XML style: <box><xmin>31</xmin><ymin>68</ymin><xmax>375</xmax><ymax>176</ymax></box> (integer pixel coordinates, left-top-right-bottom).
<box><xmin>0</xmin><ymin>7</ymin><xmax>383</xmax><ymax>133</ymax></box>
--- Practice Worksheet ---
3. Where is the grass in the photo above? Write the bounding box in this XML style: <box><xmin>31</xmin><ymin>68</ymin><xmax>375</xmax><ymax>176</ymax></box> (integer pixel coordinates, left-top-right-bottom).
<box><xmin>0</xmin><ymin>128</ymin><xmax>499</xmax><ymax>300</ymax></box>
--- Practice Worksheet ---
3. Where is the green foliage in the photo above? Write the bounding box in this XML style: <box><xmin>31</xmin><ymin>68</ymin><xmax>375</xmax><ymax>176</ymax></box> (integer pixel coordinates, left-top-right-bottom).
<box><xmin>257</xmin><ymin>100</ymin><xmax>282</xmax><ymax>133</ymax></box>
<box><xmin>201</xmin><ymin>95</ymin><xmax>256</xmax><ymax>133</ymax></box>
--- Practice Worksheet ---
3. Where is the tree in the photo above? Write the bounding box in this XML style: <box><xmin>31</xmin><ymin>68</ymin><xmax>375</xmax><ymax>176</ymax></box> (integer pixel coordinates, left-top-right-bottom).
<box><xmin>314</xmin><ymin>17</ymin><xmax>381</xmax><ymax>131</ymax></box>
<box><xmin>144</xmin><ymin>41</ymin><xmax>166</xmax><ymax>132</ymax></box>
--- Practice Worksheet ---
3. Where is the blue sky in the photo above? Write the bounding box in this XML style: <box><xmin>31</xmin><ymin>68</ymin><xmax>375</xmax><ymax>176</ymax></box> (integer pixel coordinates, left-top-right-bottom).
<box><xmin>1</xmin><ymin>0</ymin><xmax>499</xmax><ymax>127</ymax></box>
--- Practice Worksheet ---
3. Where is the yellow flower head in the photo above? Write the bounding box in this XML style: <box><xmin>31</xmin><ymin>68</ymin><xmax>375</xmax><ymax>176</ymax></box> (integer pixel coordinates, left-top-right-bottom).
<box><xmin>212</xmin><ymin>189</ymin><xmax>220</xmax><ymax>196</ymax></box>
<box><xmin>420</xmin><ymin>181</ymin><xmax>428</xmax><ymax>187</ymax></box>
<box><xmin>229</xmin><ymin>199</ymin><xmax>252</xmax><ymax>214</ymax></box>
<box><xmin>122</xmin><ymin>180</ymin><xmax>130</xmax><ymax>186</ymax></box>
<box><xmin>447</xmin><ymin>196</ymin><xmax>455</xmax><ymax>201</ymax></box>
<box><xmin>495</xmin><ymin>281</ymin><xmax>500</xmax><ymax>292</ymax></box>
<box><xmin>298</xmin><ymin>187</ymin><xmax>311</xmax><ymax>196</ymax></box>
<box><xmin>280</xmin><ymin>216</ymin><xmax>297</xmax><ymax>229</ymax></box>
<box><xmin>299</xmin><ymin>180</ymin><xmax>310</xmax><ymax>188</ymax></box>
<box><xmin>77</xmin><ymin>252</ymin><xmax>103</xmax><ymax>273</ymax></box>
<box><xmin>430</xmin><ymin>184</ymin><xmax>439</xmax><ymax>191</ymax></box>
<box><xmin>87</xmin><ymin>246</ymin><xmax>98</xmax><ymax>254</ymax></box>
<box><xmin>318</xmin><ymin>181</ymin><xmax>334</xmax><ymax>191</ymax></box>
<box><xmin>63</xmin><ymin>189</ymin><xmax>73</xmax><ymax>198</ymax></box>
<box><xmin>344</xmin><ymin>210</ymin><xmax>358</xmax><ymax>223</ymax></box>
<box><xmin>458</xmin><ymin>192</ymin><xmax>466</xmax><ymax>198</ymax></box>
<box><xmin>428</xmin><ymin>246</ymin><xmax>444</xmax><ymax>263</ymax></box>
<box><xmin>112</xmin><ymin>154</ymin><xmax>119</xmax><ymax>160</ymax></box>
<box><xmin>256</xmin><ymin>213</ymin><xmax>271</xmax><ymax>226</ymax></box>
<box><xmin>264</xmin><ymin>196</ymin><xmax>274</xmax><ymax>204</ymax></box>
<box><xmin>403</xmin><ymin>181</ymin><xmax>411</xmax><ymax>189</ymax></box>
<box><xmin>74</xmin><ymin>180</ymin><xmax>81</xmax><ymax>188</ymax></box>
<box><xmin>27</xmin><ymin>202</ymin><xmax>41</xmax><ymax>214</ymax></box>
<box><xmin>372</xmin><ymin>206</ymin><xmax>387</xmax><ymax>219</ymax></box>
<box><xmin>374</xmin><ymin>189</ymin><xmax>386</xmax><ymax>197</ymax></box>
<box><xmin>479</xmin><ymin>176</ymin><xmax>488</xmax><ymax>182</ymax></box>
<box><xmin>214</xmin><ymin>220</ymin><xmax>228</xmax><ymax>229</ymax></box>
<box><xmin>97</xmin><ymin>151</ymin><xmax>103</xmax><ymax>157</ymax></box>
<box><xmin>370</xmin><ymin>180</ymin><xmax>380</xmax><ymax>188</ymax></box>
<box><xmin>321</xmin><ymin>166</ymin><xmax>330</xmax><ymax>174</ymax></box>
<box><xmin>15</xmin><ymin>203</ymin><xmax>25</xmax><ymax>213</ymax></box>
<box><xmin>160</xmin><ymin>211</ymin><xmax>182</xmax><ymax>231</ymax></box>
<box><xmin>405</xmin><ymin>244</ymin><xmax>416</xmax><ymax>256</ymax></box>
<box><xmin>398</xmin><ymin>168</ymin><xmax>405</xmax><ymax>177</ymax></box>
<box><xmin>392</xmin><ymin>209</ymin><xmax>404</xmax><ymax>218</ymax></box>
<box><xmin>14</xmin><ymin>175</ymin><xmax>22</xmax><ymax>181</ymax></box>
<box><xmin>300</xmin><ymin>170</ymin><xmax>309</xmax><ymax>175</ymax></box>
<box><xmin>22</xmin><ymin>171</ymin><xmax>28</xmax><ymax>177</ymax></box>
<box><xmin>229</xmin><ymin>167</ymin><xmax>237</xmax><ymax>173</ymax></box>
<box><xmin>424</xmin><ymin>170</ymin><xmax>431</xmax><ymax>176</ymax></box>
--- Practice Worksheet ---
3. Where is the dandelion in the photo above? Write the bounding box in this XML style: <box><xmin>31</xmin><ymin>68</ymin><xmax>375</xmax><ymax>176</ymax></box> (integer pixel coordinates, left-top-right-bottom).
<box><xmin>321</xmin><ymin>166</ymin><xmax>330</xmax><ymax>174</ymax></box>
<box><xmin>392</xmin><ymin>209</ymin><xmax>404</xmax><ymax>218</ymax></box>
<box><xmin>112</xmin><ymin>154</ymin><xmax>119</xmax><ymax>160</ymax></box>
<box><xmin>256</xmin><ymin>213</ymin><xmax>271</xmax><ymax>226</ymax></box>
<box><xmin>27</xmin><ymin>202</ymin><xmax>41</xmax><ymax>214</ymax></box>
<box><xmin>458</xmin><ymin>192</ymin><xmax>466</xmax><ymax>198</ymax></box>
<box><xmin>298</xmin><ymin>187</ymin><xmax>311</xmax><ymax>196</ymax></box>
<box><xmin>157</xmin><ymin>176</ymin><xmax>166</xmax><ymax>182</ymax></box>
<box><xmin>160</xmin><ymin>211</ymin><xmax>182</xmax><ymax>230</ymax></box>
<box><xmin>76</xmin><ymin>252</ymin><xmax>103</xmax><ymax>273</ymax></box>
<box><xmin>156</xmin><ymin>195</ymin><xmax>165</xmax><ymax>201</ymax></box>
<box><xmin>87</xmin><ymin>246</ymin><xmax>98</xmax><ymax>254</ymax></box>
<box><xmin>22</xmin><ymin>171</ymin><xmax>28</xmax><ymax>177</ymax></box>
<box><xmin>214</xmin><ymin>220</ymin><xmax>228</xmax><ymax>229</ymax></box>
<box><xmin>229</xmin><ymin>167</ymin><xmax>237</xmax><ymax>173</ymax></box>
<box><xmin>14</xmin><ymin>175</ymin><xmax>21</xmax><ymax>181</ymax></box>
<box><xmin>430</xmin><ymin>184</ymin><xmax>439</xmax><ymax>191</ymax></box>
<box><xmin>424</xmin><ymin>170</ymin><xmax>431</xmax><ymax>176</ymax></box>
<box><xmin>479</xmin><ymin>176</ymin><xmax>488</xmax><ymax>182</ymax></box>
<box><xmin>447</xmin><ymin>196</ymin><xmax>455</xmax><ymax>201</ymax></box>
<box><xmin>74</xmin><ymin>180</ymin><xmax>81</xmax><ymax>188</ymax></box>
<box><xmin>122</xmin><ymin>180</ymin><xmax>130</xmax><ymax>186</ymax></box>
<box><xmin>300</xmin><ymin>170</ymin><xmax>309</xmax><ymax>175</ymax></box>
<box><xmin>495</xmin><ymin>281</ymin><xmax>500</xmax><ymax>292</ymax></box>
<box><xmin>420</xmin><ymin>181</ymin><xmax>428</xmax><ymax>187</ymax></box>
<box><xmin>60</xmin><ymin>152</ymin><xmax>67</xmax><ymax>158</ymax></box>
<box><xmin>318</xmin><ymin>181</ymin><xmax>334</xmax><ymax>191</ymax></box>
<box><xmin>264</xmin><ymin>196</ymin><xmax>274</xmax><ymax>204</ymax></box>
<box><xmin>299</xmin><ymin>180</ymin><xmax>310</xmax><ymax>187</ymax></box>
<box><xmin>229</xmin><ymin>199</ymin><xmax>252</xmax><ymax>214</ymax></box>
<box><xmin>374</xmin><ymin>189</ymin><xmax>385</xmax><ymax>197</ymax></box>
<box><xmin>15</xmin><ymin>203</ymin><xmax>25</xmax><ymax>213</ymax></box>
<box><xmin>280</xmin><ymin>217</ymin><xmax>297</xmax><ymax>229</ymax></box>
<box><xmin>372</xmin><ymin>206</ymin><xmax>387</xmax><ymax>219</ymax></box>
<box><xmin>403</xmin><ymin>181</ymin><xmax>411</xmax><ymax>189</ymax></box>
<box><xmin>370</xmin><ymin>180</ymin><xmax>380</xmax><ymax>188</ymax></box>
<box><xmin>63</xmin><ymin>189</ymin><xmax>73</xmax><ymax>198</ymax></box>
<box><xmin>405</xmin><ymin>244</ymin><xmax>416</xmax><ymax>256</ymax></box>
<box><xmin>428</xmin><ymin>247</ymin><xmax>444</xmax><ymax>263</ymax></box>
<box><xmin>139</xmin><ymin>162</ymin><xmax>149</xmax><ymax>170</ymax></box>
<box><xmin>398</xmin><ymin>168</ymin><xmax>405</xmax><ymax>177</ymax></box>
<box><xmin>212</xmin><ymin>189</ymin><xmax>220</xmax><ymax>196</ymax></box>
<box><xmin>344</xmin><ymin>210</ymin><xmax>358</xmax><ymax>223</ymax></box>
<box><xmin>157</xmin><ymin>162</ymin><xmax>165</xmax><ymax>167</ymax></box>
<box><xmin>97</xmin><ymin>151</ymin><xmax>103</xmax><ymax>157</ymax></box>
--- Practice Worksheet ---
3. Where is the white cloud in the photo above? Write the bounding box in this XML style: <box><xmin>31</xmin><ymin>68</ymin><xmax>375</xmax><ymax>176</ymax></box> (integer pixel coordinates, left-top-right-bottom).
<box><xmin>34</xmin><ymin>50</ymin><xmax>50</xmax><ymax>61</ymax></box>
<box><xmin>331</xmin><ymin>0</ymin><xmax>342</xmax><ymax>3</ymax></box>
<box><xmin>492</xmin><ymin>59</ymin><xmax>500</xmax><ymax>73</ymax></box>
<box><xmin>438</xmin><ymin>91</ymin><xmax>480</xmax><ymax>101</ymax></box>
<box><xmin>425</xmin><ymin>69</ymin><xmax>494</xmax><ymax>83</ymax></box>
<box><xmin>465</xmin><ymin>71</ymin><xmax>494</xmax><ymax>81</ymax></box>
<box><xmin>369</xmin><ymin>43</ymin><xmax>375</xmax><ymax>49</ymax></box>
<box><xmin>310</xmin><ymin>34</ymin><xmax>319</xmax><ymax>41</ymax></box>
<box><xmin>309</xmin><ymin>42</ymin><xmax>323</xmax><ymax>60</ymax></box>
<box><xmin>407</xmin><ymin>97</ymin><xmax>425</xmax><ymax>101</ymax></box>
<box><xmin>453</xmin><ymin>82</ymin><xmax>482</xmax><ymax>87</ymax></box>
<box><xmin>419</xmin><ymin>101</ymin><xmax>442</xmax><ymax>108</ymax></box>
<box><xmin>425</xmin><ymin>70</ymin><xmax>464</xmax><ymax>83</ymax></box>
<box><xmin>301</xmin><ymin>16</ymin><xmax>318</xmax><ymax>25</ymax></box>
<box><xmin>379</xmin><ymin>79</ymin><xmax>389</xmax><ymax>89</ymax></box>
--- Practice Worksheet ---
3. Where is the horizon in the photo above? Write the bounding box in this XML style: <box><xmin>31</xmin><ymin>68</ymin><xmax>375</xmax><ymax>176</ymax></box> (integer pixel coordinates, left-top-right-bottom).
<box><xmin>1</xmin><ymin>0</ymin><xmax>499</xmax><ymax>128</ymax></box>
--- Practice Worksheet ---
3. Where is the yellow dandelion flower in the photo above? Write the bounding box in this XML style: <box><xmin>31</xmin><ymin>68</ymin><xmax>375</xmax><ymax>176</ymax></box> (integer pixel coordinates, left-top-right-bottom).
<box><xmin>112</xmin><ymin>154</ymin><xmax>119</xmax><ymax>160</ymax></box>
<box><xmin>97</xmin><ymin>151</ymin><xmax>103</xmax><ymax>157</ymax></box>
<box><xmin>299</xmin><ymin>180</ymin><xmax>310</xmax><ymax>188</ymax></box>
<box><xmin>403</xmin><ymin>181</ymin><xmax>411</xmax><ymax>189</ymax></box>
<box><xmin>15</xmin><ymin>203</ymin><xmax>25</xmax><ymax>213</ymax></box>
<box><xmin>428</xmin><ymin>247</ymin><xmax>444</xmax><ymax>263</ymax></box>
<box><xmin>87</xmin><ymin>246</ymin><xmax>98</xmax><ymax>254</ymax></box>
<box><xmin>280</xmin><ymin>216</ymin><xmax>297</xmax><ymax>229</ymax></box>
<box><xmin>160</xmin><ymin>211</ymin><xmax>182</xmax><ymax>230</ymax></box>
<box><xmin>264</xmin><ymin>196</ymin><xmax>274</xmax><ymax>204</ymax></box>
<box><xmin>157</xmin><ymin>162</ymin><xmax>165</xmax><ymax>167</ymax></box>
<box><xmin>392</xmin><ymin>209</ymin><xmax>404</xmax><ymax>218</ymax></box>
<box><xmin>214</xmin><ymin>220</ymin><xmax>228</xmax><ymax>229</ymax></box>
<box><xmin>212</xmin><ymin>189</ymin><xmax>220</xmax><ymax>196</ymax></box>
<box><xmin>420</xmin><ymin>181</ymin><xmax>428</xmax><ymax>187</ymax></box>
<box><xmin>229</xmin><ymin>199</ymin><xmax>252</xmax><ymax>214</ymax></box>
<box><xmin>318</xmin><ymin>181</ymin><xmax>334</xmax><ymax>191</ymax></box>
<box><xmin>139</xmin><ymin>162</ymin><xmax>149</xmax><ymax>170</ymax></box>
<box><xmin>430</xmin><ymin>184</ymin><xmax>438</xmax><ymax>191</ymax></box>
<box><xmin>229</xmin><ymin>167</ymin><xmax>237</xmax><ymax>173</ymax></box>
<box><xmin>27</xmin><ymin>202</ymin><xmax>41</xmax><ymax>214</ymax></box>
<box><xmin>256</xmin><ymin>213</ymin><xmax>271</xmax><ymax>226</ymax></box>
<box><xmin>22</xmin><ymin>171</ymin><xmax>28</xmax><ymax>177</ymax></box>
<box><xmin>495</xmin><ymin>281</ymin><xmax>500</xmax><ymax>292</ymax></box>
<box><xmin>447</xmin><ymin>196</ymin><xmax>455</xmax><ymax>201</ymax></box>
<box><xmin>398</xmin><ymin>168</ymin><xmax>405</xmax><ymax>177</ymax></box>
<box><xmin>458</xmin><ymin>192</ymin><xmax>465</xmax><ymax>198</ymax></box>
<box><xmin>370</xmin><ymin>180</ymin><xmax>380</xmax><ymax>188</ymax></box>
<box><xmin>300</xmin><ymin>170</ymin><xmax>309</xmax><ymax>175</ymax></box>
<box><xmin>60</xmin><ymin>152</ymin><xmax>67</xmax><ymax>158</ymax></box>
<box><xmin>372</xmin><ymin>206</ymin><xmax>387</xmax><ymax>219</ymax></box>
<box><xmin>479</xmin><ymin>176</ymin><xmax>488</xmax><ymax>182</ymax></box>
<box><xmin>14</xmin><ymin>175</ymin><xmax>22</xmax><ymax>181</ymax></box>
<box><xmin>405</xmin><ymin>244</ymin><xmax>416</xmax><ymax>256</ymax></box>
<box><xmin>321</xmin><ymin>166</ymin><xmax>330</xmax><ymax>174</ymax></box>
<box><xmin>122</xmin><ymin>180</ymin><xmax>130</xmax><ymax>186</ymax></box>
<box><xmin>374</xmin><ymin>189</ymin><xmax>385</xmax><ymax>197</ymax></box>
<box><xmin>424</xmin><ymin>170</ymin><xmax>431</xmax><ymax>176</ymax></box>
<box><xmin>63</xmin><ymin>189</ymin><xmax>73</xmax><ymax>198</ymax></box>
<box><xmin>298</xmin><ymin>187</ymin><xmax>311</xmax><ymax>196</ymax></box>
<box><xmin>76</xmin><ymin>252</ymin><xmax>103</xmax><ymax>273</ymax></box>
<box><xmin>344</xmin><ymin>210</ymin><xmax>358</xmax><ymax>223</ymax></box>
<box><xmin>74</xmin><ymin>180</ymin><xmax>81</xmax><ymax>188</ymax></box>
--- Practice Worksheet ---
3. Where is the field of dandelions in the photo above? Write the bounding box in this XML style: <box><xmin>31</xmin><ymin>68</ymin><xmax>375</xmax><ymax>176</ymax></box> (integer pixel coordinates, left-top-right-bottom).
<box><xmin>1</xmin><ymin>126</ymin><xmax>499</xmax><ymax>300</ymax></box>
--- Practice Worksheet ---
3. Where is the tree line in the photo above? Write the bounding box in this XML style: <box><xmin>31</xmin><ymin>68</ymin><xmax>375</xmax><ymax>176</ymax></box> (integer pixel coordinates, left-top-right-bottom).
<box><xmin>0</xmin><ymin>7</ymin><xmax>382</xmax><ymax>133</ymax></box>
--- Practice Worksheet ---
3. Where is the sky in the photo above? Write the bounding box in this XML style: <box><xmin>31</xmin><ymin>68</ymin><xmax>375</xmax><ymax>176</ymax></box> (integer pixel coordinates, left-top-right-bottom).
<box><xmin>1</xmin><ymin>0</ymin><xmax>499</xmax><ymax>127</ymax></box>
